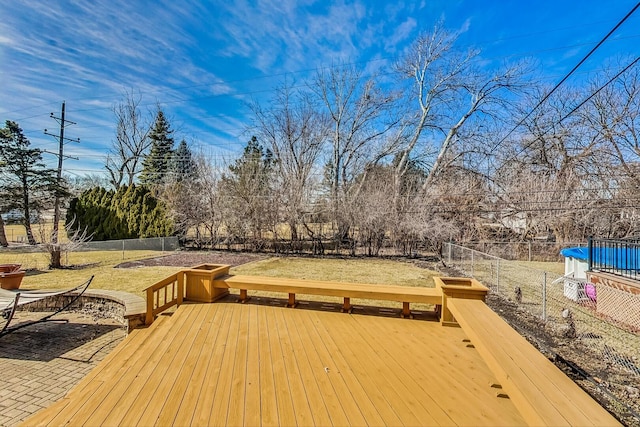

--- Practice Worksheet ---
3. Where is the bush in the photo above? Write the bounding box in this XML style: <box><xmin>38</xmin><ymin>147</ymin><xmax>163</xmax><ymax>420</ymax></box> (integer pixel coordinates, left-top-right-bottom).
<box><xmin>66</xmin><ymin>184</ymin><xmax>174</xmax><ymax>240</ymax></box>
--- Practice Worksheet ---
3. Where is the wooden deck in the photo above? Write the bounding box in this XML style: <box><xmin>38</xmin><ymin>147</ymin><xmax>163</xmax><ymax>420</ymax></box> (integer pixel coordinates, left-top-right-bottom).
<box><xmin>26</xmin><ymin>297</ymin><xmax>529</xmax><ymax>426</ymax></box>
<box><xmin>448</xmin><ymin>298</ymin><xmax>618</xmax><ymax>426</ymax></box>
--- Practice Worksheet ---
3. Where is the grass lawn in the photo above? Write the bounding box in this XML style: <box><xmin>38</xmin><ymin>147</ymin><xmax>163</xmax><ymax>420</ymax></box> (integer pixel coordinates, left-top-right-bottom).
<box><xmin>231</xmin><ymin>256</ymin><xmax>440</xmax><ymax>310</ymax></box>
<box><xmin>232</xmin><ymin>257</ymin><xmax>437</xmax><ymax>287</ymax></box>
<box><xmin>513</xmin><ymin>260</ymin><xmax>565</xmax><ymax>275</ymax></box>
<box><xmin>0</xmin><ymin>250</ymin><xmax>176</xmax><ymax>298</ymax></box>
<box><xmin>1</xmin><ymin>251</ymin><xmax>441</xmax><ymax>305</ymax></box>
<box><xmin>3</xmin><ymin>222</ymin><xmax>69</xmax><ymax>244</ymax></box>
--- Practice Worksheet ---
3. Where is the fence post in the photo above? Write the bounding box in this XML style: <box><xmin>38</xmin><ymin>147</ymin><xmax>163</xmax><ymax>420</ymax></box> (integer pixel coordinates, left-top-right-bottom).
<box><xmin>528</xmin><ymin>241</ymin><xmax>532</xmax><ymax>262</ymax></box>
<box><xmin>122</xmin><ymin>239</ymin><xmax>125</xmax><ymax>260</ymax></box>
<box><xmin>162</xmin><ymin>237</ymin><xmax>165</xmax><ymax>252</ymax></box>
<box><xmin>471</xmin><ymin>250</ymin><xmax>475</xmax><ymax>277</ymax></box>
<box><xmin>542</xmin><ymin>272</ymin><xmax>547</xmax><ymax>321</ymax></box>
<box><xmin>496</xmin><ymin>258</ymin><xmax>500</xmax><ymax>294</ymax></box>
<box><xmin>587</xmin><ymin>236</ymin><xmax>593</xmax><ymax>271</ymax></box>
<box><xmin>448</xmin><ymin>241</ymin><xmax>452</xmax><ymax>264</ymax></box>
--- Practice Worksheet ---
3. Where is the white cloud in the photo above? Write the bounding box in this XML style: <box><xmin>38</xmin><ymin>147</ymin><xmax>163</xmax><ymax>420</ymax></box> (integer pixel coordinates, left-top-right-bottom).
<box><xmin>384</xmin><ymin>17</ymin><xmax>418</xmax><ymax>52</ymax></box>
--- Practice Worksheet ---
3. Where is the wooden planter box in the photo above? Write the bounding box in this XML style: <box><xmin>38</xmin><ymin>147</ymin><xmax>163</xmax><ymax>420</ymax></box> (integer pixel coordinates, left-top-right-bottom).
<box><xmin>184</xmin><ymin>264</ymin><xmax>231</xmax><ymax>303</ymax></box>
<box><xmin>434</xmin><ymin>277</ymin><xmax>489</xmax><ymax>327</ymax></box>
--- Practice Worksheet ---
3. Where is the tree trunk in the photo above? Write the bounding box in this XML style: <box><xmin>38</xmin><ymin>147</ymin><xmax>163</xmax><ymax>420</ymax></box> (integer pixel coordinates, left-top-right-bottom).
<box><xmin>0</xmin><ymin>216</ymin><xmax>8</xmax><ymax>247</ymax></box>
<box><xmin>50</xmin><ymin>248</ymin><xmax>62</xmax><ymax>269</ymax></box>
<box><xmin>23</xmin><ymin>217</ymin><xmax>36</xmax><ymax>245</ymax></box>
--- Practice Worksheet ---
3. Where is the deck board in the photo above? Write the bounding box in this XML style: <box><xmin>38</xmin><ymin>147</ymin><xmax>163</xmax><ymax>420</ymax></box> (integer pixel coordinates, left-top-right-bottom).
<box><xmin>265</xmin><ymin>305</ymin><xmax>298</xmax><ymax>426</ymax></box>
<box><xmin>23</xmin><ymin>296</ymin><xmax>619</xmax><ymax>426</ymax></box>
<box><xmin>206</xmin><ymin>302</ymin><xmax>240</xmax><ymax>426</ymax></box>
<box><xmin>324</xmin><ymin>310</ymin><xmax>431</xmax><ymax>426</ymax></box>
<box><xmin>116</xmin><ymin>304</ymin><xmax>208</xmax><ymax>426</ymax></box>
<box><xmin>448</xmin><ymin>298</ymin><xmax>619</xmax><ymax>426</ymax></box>
<box><xmin>316</xmin><ymin>310</ymin><xmax>406</xmax><ymax>426</ymax></box>
<box><xmin>134</xmin><ymin>304</ymin><xmax>210</xmax><ymax>426</ymax></box>
<box><xmin>294</xmin><ymin>309</ymin><xmax>372</xmax><ymax>426</ymax></box>
<box><xmin>256</xmin><ymin>304</ymin><xmax>279</xmax><ymax>427</ymax></box>
<box><xmin>171</xmin><ymin>302</ymin><xmax>228</xmax><ymax>425</ymax></box>
<box><xmin>155</xmin><ymin>304</ymin><xmax>223</xmax><ymax>425</ymax></box>
<box><xmin>190</xmin><ymin>303</ymin><xmax>233</xmax><ymax>426</ymax></box>
<box><xmin>288</xmin><ymin>310</ymin><xmax>350</xmax><ymax>426</ymax></box>
<box><xmin>243</xmin><ymin>304</ymin><xmax>262</xmax><ymax>427</ymax></box>
<box><xmin>283</xmin><ymin>309</ymin><xmax>335</xmax><ymax>426</ymax></box>
<box><xmin>352</xmin><ymin>312</ymin><xmax>523</xmax><ymax>426</ymax></box>
<box><xmin>273</xmin><ymin>305</ymin><xmax>315</xmax><ymax>426</ymax></box>
<box><xmin>225</xmin><ymin>301</ymin><xmax>249</xmax><ymax>427</ymax></box>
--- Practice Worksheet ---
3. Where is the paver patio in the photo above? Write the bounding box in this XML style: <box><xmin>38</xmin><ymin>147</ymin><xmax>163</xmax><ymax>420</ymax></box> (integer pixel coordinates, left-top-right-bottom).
<box><xmin>0</xmin><ymin>312</ymin><xmax>125</xmax><ymax>426</ymax></box>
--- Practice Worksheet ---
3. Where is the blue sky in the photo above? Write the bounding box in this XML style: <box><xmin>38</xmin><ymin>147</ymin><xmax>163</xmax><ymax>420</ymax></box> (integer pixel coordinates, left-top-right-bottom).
<box><xmin>1</xmin><ymin>0</ymin><xmax>639</xmax><ymax>178</ymax></box>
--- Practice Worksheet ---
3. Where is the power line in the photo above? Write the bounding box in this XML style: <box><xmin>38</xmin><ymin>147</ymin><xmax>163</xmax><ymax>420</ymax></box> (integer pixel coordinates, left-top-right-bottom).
<box><xmin>506</xmin><ymin>56</ymin><xmax>640</xmax><ymax>161</ymax></box>
<box><xmin>43</xmin><ymin>101</ymin><xmax>80</xmax><ymax>253</ymax></box>
<box><xmin>489</xmin><ymin>1</ymin><xmax>640</xmax><ymax>154</ymax></box>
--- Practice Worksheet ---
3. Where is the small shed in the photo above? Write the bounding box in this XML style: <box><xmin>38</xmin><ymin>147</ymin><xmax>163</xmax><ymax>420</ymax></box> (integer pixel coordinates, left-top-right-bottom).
<box><xmin>560</xmin><ymin>247</ymin><xmax>589</xmax><ymax>301</ymax></box>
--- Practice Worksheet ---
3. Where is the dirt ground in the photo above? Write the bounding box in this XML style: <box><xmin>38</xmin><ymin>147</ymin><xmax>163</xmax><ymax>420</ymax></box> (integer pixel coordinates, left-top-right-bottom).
<box><xmin>115</xmin><ymin>251</ymin><xmax>265</xmax><ymax>269</ymax></box>
<box><xmin>118</xmin><ymin>251</ymin><xmax>640</xmax><ymax>426</ymax></box>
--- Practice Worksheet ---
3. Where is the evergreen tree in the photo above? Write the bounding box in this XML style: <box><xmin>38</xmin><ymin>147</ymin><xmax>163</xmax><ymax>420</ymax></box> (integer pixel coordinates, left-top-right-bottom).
<box><xmin>220</xmin><ymin>136</ymin><xmax>275</xmax><ymax>242</ymax></box>
<box><xmin>66</xmin><ymin>185</ymin><xmax>174</xmax><ymax>240</ymax></box>
<box><xmin>0</xmin><ymin>121</ymin><xmax>58</xmax><ymax>245</ymax></box>
<box><xmin>140</xmin><ymin>110</ymin><xmax>174</xmax><ymax>187</ymax></box>
<box><xmin>170</xmin><ymin>139</ymin><xmax>197</xmax><ymax>181</ymax></box>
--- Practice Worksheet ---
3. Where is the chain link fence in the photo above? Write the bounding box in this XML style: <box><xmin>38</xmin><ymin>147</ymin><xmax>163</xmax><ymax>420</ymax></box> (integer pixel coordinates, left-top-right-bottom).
<box><xmin>443</xmin><ymin>242</ymin><xmax>640</xmax><ymax>376</ymax></box>
<box><xmin>1</xmin><ymin>237</ymin><xmax>180</xmax><ymax>270</ymax></box>
<box><xmin>460</xmin><ymin>240</ymin><xmax>586</xmax><ymax>262</ymax></box>
<box><xmin>79</xmin><ymin>236</ymin><xmax>179</xmax><ymax>252</ymax></box>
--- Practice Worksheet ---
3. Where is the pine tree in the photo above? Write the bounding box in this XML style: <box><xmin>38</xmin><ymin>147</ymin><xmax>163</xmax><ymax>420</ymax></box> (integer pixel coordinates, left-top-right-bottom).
<box><xmin>221</xmin><ymin>136</ymin><xmax>275</xmax><ymax>242</ymax></box>
<box><xmin>140</xmin><ymin>110</ymin><xmax>174</xmax><ymax>187</ymax></box>
<box><xmin>171</xmin><ymin>139</ymin><xmax>197</xmax><ymax>181</ymax></box>
<box><xmin>0</xmin><ymin>120</ymin><xmax>58</xmax><ymax>245</ymax></box>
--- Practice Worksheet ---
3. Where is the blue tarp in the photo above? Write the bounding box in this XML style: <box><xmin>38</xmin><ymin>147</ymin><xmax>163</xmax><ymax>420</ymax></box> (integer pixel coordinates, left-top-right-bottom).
<box><xmin>561</xmin><ymin>246</ymin><xmax>640</xmax><ymax>270</ymax></box>
<box><xmin>560</xmin><ymin>247</ymin><xmax>589</xmax><ymax>261</ymax></box>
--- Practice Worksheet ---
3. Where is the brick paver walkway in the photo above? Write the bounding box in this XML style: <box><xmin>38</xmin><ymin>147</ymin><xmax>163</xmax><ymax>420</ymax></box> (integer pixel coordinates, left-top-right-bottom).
<box><xmin>0</xmin><ymin>312</ymin><xmax>126</xmax><ymax>426</ymax></box>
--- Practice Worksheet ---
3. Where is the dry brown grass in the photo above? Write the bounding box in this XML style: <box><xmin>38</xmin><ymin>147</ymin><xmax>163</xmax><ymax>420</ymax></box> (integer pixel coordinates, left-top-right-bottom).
<box><xmin>232</xmin><ymin>256</ymin><xmax>437</xmax><ymax>286</ymax></box>
<box><xmin>231</xmin><ymin>256</ymin><xmax>440</xmax><ymax>311</ymax></box>
<box><xmin>0</xmin><ymin>250</ymin><xmax>175</xmax><ymax>298</ymax></box>
<box><xmin>1</xmin><ymin>251</ymin><xmax>442</xmax><ymax>310</ymax></box>
<box><xmin>513</xmin><ymin>260</ymin><xmax>565</xmax><ymax>275</ymax></box>
<box><xmin>4</xmin><ymin>222</ymin><xmax>69</xmax><ymax>244</ymax></box>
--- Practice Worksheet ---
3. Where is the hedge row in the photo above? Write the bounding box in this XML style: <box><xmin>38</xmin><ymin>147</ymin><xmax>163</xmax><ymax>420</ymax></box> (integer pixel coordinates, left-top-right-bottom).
<box><xmin>66</xmin><ymin>185</ymin><xmax>174</xmax><ymax>241</ymax></box>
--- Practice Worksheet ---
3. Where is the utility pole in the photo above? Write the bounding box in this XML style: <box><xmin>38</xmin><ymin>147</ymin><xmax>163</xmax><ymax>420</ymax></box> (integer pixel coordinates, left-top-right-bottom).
<box><xmin>44</xmin><ymin>101</ymin><xmax>79</xmax><ymax>268</ymax></box>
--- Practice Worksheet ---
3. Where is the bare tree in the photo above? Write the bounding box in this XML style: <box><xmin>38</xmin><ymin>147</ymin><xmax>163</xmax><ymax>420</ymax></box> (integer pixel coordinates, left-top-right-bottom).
<box><xmin>584</xmin><ymin>59</ymin><xmax>640</xmax><ymax>187</ymax></box>
<box><xmin>252</xmin><ymin>82</ymin><xmax>327</xmax><ymax>244</ymax></box>
<box><xmin>395</xmin><ymin>23</ymin><xmax>530</xmax><ymax>192</ymax></box>
<box><xmin>106</xmin><ymin>90</ymin><xmax>151</xmax><ymax>188</ymax></box>
<box><xmin>39</xmin><ymin>216</ymin><xmax>93</xmax><ymax>268</ymax></box>
<box><xmin>193</xmin><ymin>156</ymin><xmax>225</xmax><ymax>248</ymax></box>
<box><xmin>493</xmin><ymin>85</ymin><xmax>616</xmax><ymax>242</ymax></box>
<box><xmin>311</xmin><ymin>64</ymin><xmax>399</xmax><ymax>242</ymax></box>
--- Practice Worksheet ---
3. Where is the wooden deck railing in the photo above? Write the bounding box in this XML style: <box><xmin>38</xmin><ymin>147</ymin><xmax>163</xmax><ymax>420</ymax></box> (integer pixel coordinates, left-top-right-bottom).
<box><xmin>144</xmin><ymin>272</ymin><xmax>184</xmax><ymax>325</ymax></box>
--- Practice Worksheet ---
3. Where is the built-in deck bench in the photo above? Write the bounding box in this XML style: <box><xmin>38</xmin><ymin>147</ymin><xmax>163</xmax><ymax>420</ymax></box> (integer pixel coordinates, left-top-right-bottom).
<box><xmin>447</xmin><ymin>297</ymin><xmax>617</xmax><ymax>426</ymax></box>
<box><xmin>143</xmin><ymin>265</ymin><xmax>490</xmax><ymax>326</ymax></box>
<box><xmin>213</xmin><ymin>274</ymin><xmax>442</xmax><ymax>317</ymax></box>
